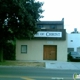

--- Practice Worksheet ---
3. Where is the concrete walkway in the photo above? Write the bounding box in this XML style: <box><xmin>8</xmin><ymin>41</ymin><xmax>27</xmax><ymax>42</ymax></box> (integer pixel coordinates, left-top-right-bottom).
<box><xmin>45</xmin><ymin>61</ymin><xmax>80</xmax><ymax>70</ymax></box>
<box><xmin>2</xmin><ymin>60</ymin><xmax>80</xmax><ymax>70</ymax></box>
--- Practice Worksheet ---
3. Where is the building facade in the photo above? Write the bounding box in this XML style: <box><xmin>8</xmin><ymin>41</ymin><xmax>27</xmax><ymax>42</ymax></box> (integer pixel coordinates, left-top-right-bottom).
<box><xmin>68</xmin><ymin>33</ymin><xmax>80</xmax><ymax>53</ymax></box>
<box><xmin>16</xmin><ymin>18</ymin><xmax>67</xmax><ymax>61</ymax></box>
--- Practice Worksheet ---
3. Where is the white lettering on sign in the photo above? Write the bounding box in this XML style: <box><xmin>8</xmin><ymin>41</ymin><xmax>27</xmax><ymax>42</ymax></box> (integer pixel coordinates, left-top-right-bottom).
<box><xmin>34</xmin><ymin>31</ymin><xmax>62</xmax><ymax>37</ymax></box>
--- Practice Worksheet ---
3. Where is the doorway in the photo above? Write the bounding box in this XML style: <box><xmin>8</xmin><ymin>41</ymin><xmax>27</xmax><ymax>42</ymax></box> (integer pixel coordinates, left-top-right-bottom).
<box><xmin>43</xmin><ymin>45</ymin><xmax>57</xmax><ymax>60</ymax></box>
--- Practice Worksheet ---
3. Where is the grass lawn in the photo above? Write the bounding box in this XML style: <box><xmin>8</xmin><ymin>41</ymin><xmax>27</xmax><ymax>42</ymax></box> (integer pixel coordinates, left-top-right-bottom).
<box><xmin>0</xmin><ymin>61</ymin><xmax>45</xmax><ymax>67</ymax></box>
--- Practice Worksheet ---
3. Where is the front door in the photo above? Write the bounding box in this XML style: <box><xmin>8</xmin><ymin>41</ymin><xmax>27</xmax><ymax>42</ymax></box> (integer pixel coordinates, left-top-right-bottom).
<box><xmin>43</xmin><ymin>45</ymin><xmax>57</xmax><ymax>60</ymax></box>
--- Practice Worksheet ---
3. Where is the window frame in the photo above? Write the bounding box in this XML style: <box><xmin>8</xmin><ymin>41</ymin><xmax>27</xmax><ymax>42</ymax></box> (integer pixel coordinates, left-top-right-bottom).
<box><xmin>21</xmin><ymin>45</ymin><xmax>27</xmax><ymax>53</ymax></box>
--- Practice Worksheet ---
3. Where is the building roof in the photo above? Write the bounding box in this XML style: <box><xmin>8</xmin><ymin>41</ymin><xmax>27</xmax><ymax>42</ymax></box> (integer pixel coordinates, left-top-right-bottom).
<box><xmin>37</xmin><ymin>18</ymin><xmax>64</xmax><ymax>25</ymax></box>
<box><xmin>37</xmin><ymin>21</ymin><xmax>63</xmax><ymax>25</ymax></box>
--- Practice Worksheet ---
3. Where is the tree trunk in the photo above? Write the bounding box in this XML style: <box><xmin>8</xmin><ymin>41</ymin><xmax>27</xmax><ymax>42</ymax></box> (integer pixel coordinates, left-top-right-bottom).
<box><xmin>0</xmin><ymin>48</ymin><xmax>3</xmax><ymax>62</ymax></box>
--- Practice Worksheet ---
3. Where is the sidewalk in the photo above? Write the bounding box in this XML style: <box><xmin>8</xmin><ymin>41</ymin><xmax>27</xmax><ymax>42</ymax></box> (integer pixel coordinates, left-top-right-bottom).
<box><xmin>1</xmin><ymin>60</ymin><xmax>80</xmax><ymax>70</ymax></box>
<box><xmin>45</xmin><ymin>61</ymin><xmax>80</xmax><ymax>70</ymax></box>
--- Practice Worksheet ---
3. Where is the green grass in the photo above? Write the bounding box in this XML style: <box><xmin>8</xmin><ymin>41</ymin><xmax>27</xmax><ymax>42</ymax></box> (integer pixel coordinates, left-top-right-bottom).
<box><xmin>0</xmin><ymin>61</ymin><xmax>21</xmax><ymax>66</ymax></box>
<box><xmin>0</xmin><ymin>61</ymin><xmax>45</xmax><ymax>67</ymax></box>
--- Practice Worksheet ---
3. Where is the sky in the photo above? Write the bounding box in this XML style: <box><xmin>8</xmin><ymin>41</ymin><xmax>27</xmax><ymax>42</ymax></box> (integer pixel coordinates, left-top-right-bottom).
<box><xmin>37</xmin><ymin>0</ymin><xmax>80</xmax><ymax>33</ymax></box>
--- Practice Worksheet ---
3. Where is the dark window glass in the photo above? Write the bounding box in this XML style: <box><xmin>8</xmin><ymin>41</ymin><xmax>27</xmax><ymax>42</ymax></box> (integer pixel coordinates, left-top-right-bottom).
<box><xmin>21</xmin><ymin>45</ymin><xmax>27</xmax><ymax>53</ymax></box>
<box><xmin>37</xmin><ymin>25</ymin><xmax>43</xmax><ymax>29</ymax></box>
<box><xmin>67</xmin><ymin>48</ymin><xmax>74</xmax><ymax>52</ymax></box>
<box><xmin>50</xmin><ymin>25</ymin><xmax>55</xmax><ymax>29</ymax></box>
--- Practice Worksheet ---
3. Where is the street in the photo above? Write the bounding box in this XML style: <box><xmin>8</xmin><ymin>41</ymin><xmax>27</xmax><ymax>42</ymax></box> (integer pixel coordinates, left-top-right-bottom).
<box><xmin>0</xmin><ymin>66</ymin><xmax>80</xmax><ymax>80</ymax></box>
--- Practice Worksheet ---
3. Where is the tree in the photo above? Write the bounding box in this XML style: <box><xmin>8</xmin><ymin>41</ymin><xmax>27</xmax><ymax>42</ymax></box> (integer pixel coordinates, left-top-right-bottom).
<box><xmin>0</xmin><ymin>0</ymin><xmax>44</xmax><ymax>61</ymax></box>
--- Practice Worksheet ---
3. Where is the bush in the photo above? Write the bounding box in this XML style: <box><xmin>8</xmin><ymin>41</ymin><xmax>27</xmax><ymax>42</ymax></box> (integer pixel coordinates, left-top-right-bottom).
<box><xmin>3</xmin><ymin>43</ymin><xmax>15</xmax><ymax>60</ymax></box>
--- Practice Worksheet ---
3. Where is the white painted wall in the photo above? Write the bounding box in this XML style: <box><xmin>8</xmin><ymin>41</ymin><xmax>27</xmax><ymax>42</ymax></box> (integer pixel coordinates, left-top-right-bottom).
<box><xmin>68</xmin><ymin>33</ymin><xmax>80</xmax><ymax>51</ymax></box>
<box><xmin>16</xmin><ymin>39</ymin><xmax>67</xmax><ymax>61</ymax></box>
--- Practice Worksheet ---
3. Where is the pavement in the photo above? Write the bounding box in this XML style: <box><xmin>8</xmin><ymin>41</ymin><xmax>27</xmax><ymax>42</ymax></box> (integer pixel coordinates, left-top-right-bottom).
<box><xmin>1</xmin><ymin>60</ymin><xmax>80</xmax><ymax>70</ymax></box>
<box><xmin>45</xmin><ymin>61</ymin><xmax>80</xmax><ymax>70</ymax></box>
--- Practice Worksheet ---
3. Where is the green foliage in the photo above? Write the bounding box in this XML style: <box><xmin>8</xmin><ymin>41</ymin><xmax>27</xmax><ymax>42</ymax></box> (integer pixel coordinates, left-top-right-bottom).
<box><xmin>0</xmin><ymin>0</ymin><xmax>44</xmax><ymax>45</ymax></box>
<box><xmin>3</xmin><ymin>43</ymin><xmax>15</xmax><ymax>60</ymax></box>
<box><xmin>0</xmin><ymin>0</ymin><xmax>44</xmax><ymax>61</ymax></box>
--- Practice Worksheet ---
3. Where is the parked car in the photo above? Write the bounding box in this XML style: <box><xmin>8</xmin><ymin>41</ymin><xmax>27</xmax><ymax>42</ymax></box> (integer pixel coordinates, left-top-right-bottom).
<box><xmin>68</xmin><ymin>51</ymin><xmax>80</xmax><ymax>61</ymax></box>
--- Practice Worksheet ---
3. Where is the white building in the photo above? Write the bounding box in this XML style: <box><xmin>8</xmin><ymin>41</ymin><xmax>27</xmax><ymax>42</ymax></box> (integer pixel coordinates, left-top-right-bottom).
<box><xmin>68</xmin><ymin>28</ymin><xmax>80</xmax><ymax>52</ymax></box>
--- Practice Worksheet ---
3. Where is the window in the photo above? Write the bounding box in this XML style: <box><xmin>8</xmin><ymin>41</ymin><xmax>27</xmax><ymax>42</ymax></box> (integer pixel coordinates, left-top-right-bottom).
<box><xmin>67</xmin><ymin>48</ymin><xmax>74</xmax><ymax>53</ymax></box>
<box><xmin>70</xmin><ymin>40</ymin><xmax>73</xmax><ymax>42</ymax></box>
<box><xmin>37</xmin><ymin>25</ymin><xmax>44</xmax><ymax>29</ymax></box>
<box><xmin>21</xmin><ymin>45</ymin><xmax>27</xmax><ymax>53</ymax></box>
<box><xmin>50</xmin><ymin>25</ymin><xmax>55</xmax><ymax>29</ymax></box>
<box><xmin>56</xmin><ymin>25</ymin><xmax>63</xmax><ymax>29</ymax></box>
